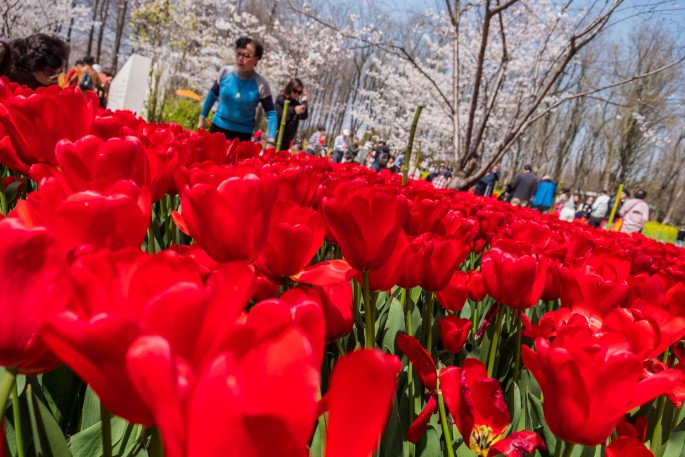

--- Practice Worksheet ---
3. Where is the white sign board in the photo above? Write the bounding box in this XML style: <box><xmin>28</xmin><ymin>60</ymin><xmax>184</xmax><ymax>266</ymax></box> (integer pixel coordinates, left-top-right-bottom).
<box><xmin>106</xmin><ymin>54</ymin><xmax>152</xmax><ymax>116</ymax></box>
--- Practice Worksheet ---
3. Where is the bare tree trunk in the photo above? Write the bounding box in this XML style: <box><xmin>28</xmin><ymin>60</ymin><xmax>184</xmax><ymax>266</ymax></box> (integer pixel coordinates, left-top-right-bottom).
<box><xmin>96</xmin><ymin>0</ymin><xmax>112</xmax><ymax>63</ymax></box>
<box><xmin>111</xmin><ymin>0</ymin><xmax>129</xmax><ymax>71</ymax></box>
<box><xmin>86</xmin><ymin>0</ymin><xmax>102</xmax><ymax>56</ymax></box>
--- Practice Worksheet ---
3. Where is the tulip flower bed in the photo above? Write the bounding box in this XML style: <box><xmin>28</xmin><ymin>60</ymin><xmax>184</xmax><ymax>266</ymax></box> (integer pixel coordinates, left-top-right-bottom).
<box><xmin>0</xmin><ymin>78</ymin><xmax>684</xmax><ymax>457</ymax></box>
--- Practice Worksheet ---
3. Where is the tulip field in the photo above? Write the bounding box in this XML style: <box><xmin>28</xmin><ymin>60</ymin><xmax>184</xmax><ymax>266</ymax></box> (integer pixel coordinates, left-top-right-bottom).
<box><xmin>0</xmin><ymin>78</ymin><xmax>684</xmax><ymax>457</ymax></box>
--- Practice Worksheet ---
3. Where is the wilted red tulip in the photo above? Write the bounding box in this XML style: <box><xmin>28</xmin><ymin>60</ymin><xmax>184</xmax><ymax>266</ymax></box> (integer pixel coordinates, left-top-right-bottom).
<box><xmin>481</xmin><ymin>240</ymin><xmax>548</xmax><ymax>309</ymax></box>
<box><xmin>320</xmin><ymin>182</ymin><xmax>408</xmax><ymax>271</ymax></box>
<box><xmin>0</xmin><ymin>218</ymin><xmax>72</xmax><ymax>373</ymax></box>
<box><xmin>176</xmin><ymin>168</ymin><xmax>278</xmax><ymax>262</ymax></box>
<box><xmin>438</xmin><ymin>316</ymin><xmax>471</xmax><ymax>354</ymax></box>
<box><xmin>522</xmin><ymin>325</ymin><xmax>684</xmax><ymax>445</ymax></box>
<box><xmin>255</xmin><ymin>200</ymin><xmax>325</xmax><ymax>281</ymax></box>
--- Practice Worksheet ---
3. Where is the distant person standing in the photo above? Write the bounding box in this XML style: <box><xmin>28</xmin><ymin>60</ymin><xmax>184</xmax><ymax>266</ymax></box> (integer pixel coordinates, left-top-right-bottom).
<box><xmin>198</xmin><ymin>37</ymin><xmax>277</xmax><ymax>144</ymax></box>
<box><xmin>474</xmin><ymin>165</ymin><xmax>500</xmax><ymax>197</ymax></box>
<box><xmin>588</xmin><ymin>189</ymin><xmax>611</xmax><ymax>228</ymax></box>
<box><xmin>274</xmin><ymin>78</ymin><xmax>308</xmax><ymax>149</ymax></box>
<box><xmin>619</xmin><ymin>189</ymin><xmax>649</xmax><ymax>234</ymax></box>
<box><xmin>509</xmin><ymin>164</ymin><xmax>537</xmax><ymax>207</ymax></box>
<box><xmin>332</xmin><ymin>129</ymin><xmax>350</xmax><ymax>163</ymax></box>
<box><xmin>676</xmin><ymin>226</ymin><xmax>685</xmax><ymax>248</ymax></box>
<box><xmin>557</xmin><ymin>188</ymin><xmax>576</xmax><ymax>222</ymax></box>
<box><xmin>532</xmin><ymin>175</ymin><xmax>556</xmax><ymax>213</ymax></box>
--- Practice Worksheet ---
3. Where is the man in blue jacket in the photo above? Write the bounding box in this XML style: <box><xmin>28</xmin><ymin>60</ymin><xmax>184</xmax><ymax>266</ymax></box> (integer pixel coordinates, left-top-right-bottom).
<box><xmin>532</xmin><ymin>175</ymin><xmax>557</xmax><ymax>213</ymax></box>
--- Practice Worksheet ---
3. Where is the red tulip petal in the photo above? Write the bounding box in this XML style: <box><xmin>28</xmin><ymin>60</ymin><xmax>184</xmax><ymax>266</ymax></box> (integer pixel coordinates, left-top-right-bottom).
<box><xmin>397</xmin><ymin>334</ymin><xmax>437</xmax><ymax>391</ymax></box>
<box><xmin>325</xmin><ymin>350</ymin><xmax>400</xmax><ymax>457</ymax></box>
<box><xmin>407</xmin><ymin>395</ymin><xmax>438</xmax><ymax>443</ymax></box>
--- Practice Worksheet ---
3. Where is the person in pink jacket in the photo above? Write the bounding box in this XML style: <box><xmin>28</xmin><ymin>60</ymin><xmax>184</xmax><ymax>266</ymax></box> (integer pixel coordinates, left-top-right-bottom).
<box><xmin>619</xmin><ymin>189</ymin><xmax>649</xmax><ymax>233</ymax></box>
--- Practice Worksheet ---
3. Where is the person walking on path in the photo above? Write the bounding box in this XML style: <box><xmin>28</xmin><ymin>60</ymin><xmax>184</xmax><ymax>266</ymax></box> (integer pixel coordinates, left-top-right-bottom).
<box><xmin>274</xmin><ymin>78</ymin><xmax>308</xmax><ymax>149</ymax></box>
<box><xmin>532</xmin><ymin>175</ymin><xmax>556</xmax><ymax>213</ymax></box>
<box><xmin>509</xmin><ymin>164</ymin><xmax>538</xmax><ymax>207</ymax></box>
<box><xmin>619</xmin><ymin>189</ymin><xmax>649</xmax><ymax>234</ymax></box>
<box><xmin>198</xmin><ymin>37</ymin><xmax>277</xmax><ymax>145</ymax></box>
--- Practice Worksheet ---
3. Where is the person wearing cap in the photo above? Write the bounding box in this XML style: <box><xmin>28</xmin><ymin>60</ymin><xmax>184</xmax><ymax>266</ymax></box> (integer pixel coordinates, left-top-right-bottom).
<box><xmin>531</xmin><ymin>174</ymin><xmax>557</xmax><ymax>213</ymax></box>
<box><xmin>198</xmin><ymin>37</ymin><xmax>277</xmax><ymax>145</ymax></box>
<box><xmin>332</xmin><ymin>129</ymin><xmax>350</xmax><ymax>163</ymax></box>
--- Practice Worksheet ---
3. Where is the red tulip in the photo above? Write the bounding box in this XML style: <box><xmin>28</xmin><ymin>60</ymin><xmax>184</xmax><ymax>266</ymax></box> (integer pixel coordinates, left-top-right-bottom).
<box><xmin>436</xmin><ymin>271</ymin><xmax>469</xmax><ymax>313</ymax></box>
<box><xmin>481</xmin><ymin>240</ymin><xmax>548</xmax><ymax>309</ymax></box>
<box><xmin>54</xmin><ymin>135</ymin><xmax>148</xmax><ymax>192</ymax></box>
<box><xmin>41</xmin><ymin>250</ymin><xmax>256</xmax><ymax>425</ymax></box>
<box><xmin>254</xmin><ymin>200</ymin><xmax>325</xmax><ymax>281</ymax></box>
<box><xmin>320</xmin><ymin>181</ymin><xmax>408</xmax><ymax>271</ymax></box>
<box><xmin>559</xmin><ymin>250</ymin><xmax>630</xmax><ymax>316</ymax></box>
<box><xmin>468</xmin><ymin>270</ymin><xmax>488</xmax><ymax>302</ymax></box>
<box><xmin>522</xmin><ymin>325</ymin><xmax>684</xmax><ymax>445</ymax></box>
<box><xmin>418</xmin><ymin>233</ymin><xmax>469</xmax><ymax>292</ymax></box>
<box><xmin>0</xmin><ymin>85</ymin><xmax>98</xmax><ymax>175</ymax></box>
<box><xmin>438</xmin><ymin>316</ymin><xmax>471</xmax><ymax>354</ymax></box>
<box><xmin>0</xmin><ymin>218</ymin><xmax>72</xmax><ymax>373</ymax></box>
<box><xmin>606</xmin><ymin>437</ymin><xmax>654</xmax><ymax>457</ymax></box>
<box><xmin>13</xmin><ymin>175</ymin><xmax>150</xmax><ymax>253</ymax></box>
<box><xmin>176</xmin><ymin>167</ymin><xmax>278</xmax><ymax>262</ymax></box>
<box><xmin>325</xmin><ymin>350</ymin><xmax>401</xmax><ymax>457</ymax></box>
<box><xmin>440</xmin><ymin>358</ymin><xmax>545</xmax><ymax>457</ymax></box>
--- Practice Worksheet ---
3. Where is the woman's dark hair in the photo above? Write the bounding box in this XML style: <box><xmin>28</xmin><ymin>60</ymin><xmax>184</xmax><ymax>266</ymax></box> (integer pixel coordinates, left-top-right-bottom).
<box><xmin>281</xmin><ymin>78</ymin><xmax>303</xmax><ymax>96</ymax></box>
<box><xmin>235</xmin><ymin>37</ymin><xmax>264</xmax><ymax>59</ymax></box>
<box><xmin>10</xmin><ymin>33</ymin><xmax>69</xmax><ymax>73</ymax></box>
<box><xmin>635</xmin><ymin>189</ymin><xmax>647</xmax><ymax>200</ymax></box>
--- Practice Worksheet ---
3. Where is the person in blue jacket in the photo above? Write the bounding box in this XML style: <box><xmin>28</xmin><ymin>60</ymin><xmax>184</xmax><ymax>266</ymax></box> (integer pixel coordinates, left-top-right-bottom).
<box><xmin>198</xmin><ymin>37</ymin><xmax>277</xmax><ymax>145</ymax></box>
<box><xmin>532</xmin><ymin>175</ymin><xmax>557</xmax><ymax>213</ymax></box>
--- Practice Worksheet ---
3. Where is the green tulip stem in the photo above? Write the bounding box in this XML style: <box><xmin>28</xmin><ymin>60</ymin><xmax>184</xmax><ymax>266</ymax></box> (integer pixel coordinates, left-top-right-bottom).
<box><xmin>363</xmin><ymin>271</ymin><xmax>375</xmax><ymax>348</ymax></box>
<box><xmin>402</xmin><ymin>105</ymin><xmax>423</xmax><ymax>186</ymax></box>
<box><xmin>0</xmin><ymin>176</ymin><xmax>7</xmax><ymax>216</ymax></box>
<box><xmin>514</xmin><ymin>310</ymin><xmax>522</xmax><ymax>382</ymax></box>
<box><xmin>651</xmin><ymin>394</ymin><xmax>667</xmax><ymax>455</ymax></box>
<box><xmin>101</xmin><ymin>402</ymin><xmax>113</xmax><ymax>457</ymax></box>
<box><xmin>437</xmin><ymin>380</ymin><xmax>456</xmax><ymax>457</ymax></box>
<box><xmin>12</xmin><ymin>379</ymin><xmax>25</xmax><ymax>457</ymax></box>
<box><xmin>403</xmin><ymin>288</ymin><xmax>417</xmax><ymax>424</ymax></box>
<box><xmin>150</xmin><ymin>427</ymin><xmax>164</xmax><ymax>457</ymax></box>
<box><xmin>0</xmin><ymin>369</ymin><xmax>16</xmax><ymax>418</ymax></box>
<box><xmin>561</xmin><ymin>441</ymin><xmax>576</xmax><ymax>457</ymax></box>
<box><xmin>317</xmin><ymin>386</ymin><xmax>327</xmax><ymax>456</ymax></box>
<box><xmin>147</xmin><ymin>220</ymin><xmax>156</xmax><ymax>254</ymax></box>
<box><xmin>276</xmin><ymin>100</ymin><xmax>290</xmax><ymax>152</ymax></box>
<box><xmin>553</xmin><ymin>438</ymin><xmax>563</xmax><ymax>457</ymax></box>
<box><xmin>1</xmin><ymin>369</ymin><xmax>19</xmax><ymax>457</ymax></box>
<box><xmin>424</xmin><ymin>293</ymin><xmax>435</xmax><ymax>357</ymax></box>
<box><xmin>335</xmin><ymin>340</ymin><xmax>345</xmax><ymax>358</ymax></box>
<box><xmin>486</xmin><ymin>305</ymin><xmax>505</xmax><ymax>378</ymax></box>
<box><xmin>546</xmin><ymin>300</ymin><xmax>554</xmax><ymax>313</ymax></box>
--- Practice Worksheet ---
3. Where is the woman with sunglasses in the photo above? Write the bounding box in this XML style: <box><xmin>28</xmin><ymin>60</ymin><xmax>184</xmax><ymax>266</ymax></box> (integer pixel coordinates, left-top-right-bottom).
<box><xmin>274</xmin><ymin>78</ymin><xmax>308</xmax><ymax>150</ymax></box>
<box><xmin>6</xmin><ymin>33</ymin><xmax>69</xmax><ymax>90</ymax></box>
<box><xmin>198</xmin><ymin>37</ymin><xmax>277</xmax><ymax>145</ymax></box>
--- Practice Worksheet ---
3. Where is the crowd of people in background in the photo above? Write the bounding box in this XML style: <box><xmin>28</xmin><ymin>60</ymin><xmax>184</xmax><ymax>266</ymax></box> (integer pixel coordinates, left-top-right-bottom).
<box><xmin>0</xmin><ymin>32</ymin><xmax>665</xmax><ymax>240</ymax></box>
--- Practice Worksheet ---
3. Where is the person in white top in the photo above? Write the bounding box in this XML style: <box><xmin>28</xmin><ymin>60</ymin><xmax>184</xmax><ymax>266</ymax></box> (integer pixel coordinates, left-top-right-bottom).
<box><xmin>619</xmin><ymin>189</ymin><xmax>649</xmax><ymax>234</ymax></box>
<box><xmin>588</xmin><ymin>189</ymin><xmax>610</xmax><ymax>228</ymax></box>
